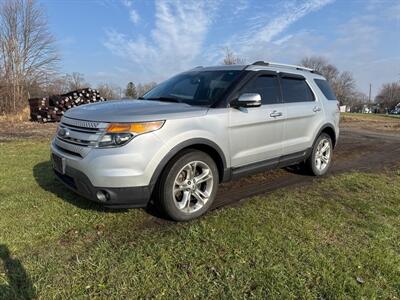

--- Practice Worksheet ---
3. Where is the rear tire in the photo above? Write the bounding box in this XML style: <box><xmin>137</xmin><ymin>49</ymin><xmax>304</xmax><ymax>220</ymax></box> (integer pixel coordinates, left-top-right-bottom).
<box><xmin>304</xmin><ymin>133</ymin><xmax>333</xmax><ymax>176</ymax></box>
<box><xmin>157</xmin><ymin>150</ymin><xmax>219</xmax><ymax>221</ymax></box>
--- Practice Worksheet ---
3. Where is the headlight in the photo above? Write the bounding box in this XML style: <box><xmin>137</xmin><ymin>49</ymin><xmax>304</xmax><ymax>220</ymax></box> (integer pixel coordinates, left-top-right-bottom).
<box><xmin>97</xmin><ymin>120</ymin><xmax>165</xmax><ymax>148</ymax></box>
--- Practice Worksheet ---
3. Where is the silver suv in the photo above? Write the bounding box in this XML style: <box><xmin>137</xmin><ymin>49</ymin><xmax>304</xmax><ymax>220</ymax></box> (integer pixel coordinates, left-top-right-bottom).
<box><xmin>51</xmin><ymin>61</ymin><xmax>340</xmax><ymax>221</ymax></box>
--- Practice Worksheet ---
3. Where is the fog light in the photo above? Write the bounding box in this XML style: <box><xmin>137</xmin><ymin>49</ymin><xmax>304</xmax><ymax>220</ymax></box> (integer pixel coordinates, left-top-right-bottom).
<box><xmin>96</xmin><ymin>190</ymin><xmax>110</xmax><ymax>202</ymax></box>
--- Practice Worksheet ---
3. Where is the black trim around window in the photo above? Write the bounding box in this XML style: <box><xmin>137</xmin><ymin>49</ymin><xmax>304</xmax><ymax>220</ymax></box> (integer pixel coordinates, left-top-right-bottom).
<box><xmin>218</xmin><ymin>70</ymin><xmax>321</xmax><ymax>108</ymax></box>
<box><xmin>279</xmin><ymin>73</ymin><xmax>315</xmax><ymax>103</ymax></box>
<box><xmin>279</xmin><ymin>72</ymin><xmax>306</xmax><ymax>80</ymax></box>
<box><xmin>314</xmin><ymin>78</ymin><xmax>337</xmax><ymax>100</ymax></box>
<box><xmin>211</xmin><ymin>70</ymin><xmax>252</xmax><ymax>108</ymax></box>
<box><xmin>225</xmin><ymin>70</ymin><xmax>282</xmax><ymax>107</ymax></box>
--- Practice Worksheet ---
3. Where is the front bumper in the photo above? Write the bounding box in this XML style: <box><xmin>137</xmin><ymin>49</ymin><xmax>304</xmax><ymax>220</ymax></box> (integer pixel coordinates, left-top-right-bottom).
<box><xmin>53</xmin><ymin>164</ymin><xmax>151</xmax><ymax>208</ymax></box>
<box><xmin>50</xmin><ymin>131</ymin><xmax>166</xmax><ymax>208</ymax></box>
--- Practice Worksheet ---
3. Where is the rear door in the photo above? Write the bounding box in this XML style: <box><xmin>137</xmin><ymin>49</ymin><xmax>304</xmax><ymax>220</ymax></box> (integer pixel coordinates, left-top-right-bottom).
<box><xmin>229</xmin><ymin>72</ymin><xmax>286</xmax><ymax>168</ymax></box>
<box><xmin>280</xmin><ymin>73</ymin><xmax>325</xmax><ymax>155</ymax></box>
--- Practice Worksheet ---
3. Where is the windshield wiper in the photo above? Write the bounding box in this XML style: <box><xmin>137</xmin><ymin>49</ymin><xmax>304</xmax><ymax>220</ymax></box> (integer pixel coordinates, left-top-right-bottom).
<box><xmin>143</xmin><ymin>96</ymin><xmax>181</xmax><ymax>103</ymax></box>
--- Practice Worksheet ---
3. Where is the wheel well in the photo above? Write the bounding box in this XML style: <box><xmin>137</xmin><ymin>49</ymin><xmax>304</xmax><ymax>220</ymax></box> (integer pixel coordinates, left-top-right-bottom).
<box><xmin>179</xmin><ymin>144</ymin><xmax>225</xmax><ymax>182</ymax></box>
<box><xmin>149</xmin><ymin>141</ymin><xmax>228</xmax><ymax>198</ymax></box>
<box><xmin>320</xmin><ymin>126</ymin><xmax>336</xmax><ymax>148</ymax></box>
<box><xmin>154</xmin><ymin>143</ymin><xmax>225</xmax><ymax>185</ymax></box>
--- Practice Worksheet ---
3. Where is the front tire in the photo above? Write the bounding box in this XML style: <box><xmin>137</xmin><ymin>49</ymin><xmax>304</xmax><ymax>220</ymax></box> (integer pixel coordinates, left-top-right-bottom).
<box><xmin>305</xmin><ymin>133</ymin><xmax>333</xmax><ymax>176</ymax></box>
<box><xmin>158</xmin><ymin>150</ymin><xmax>219</xmax><ymax>221</ymax></box>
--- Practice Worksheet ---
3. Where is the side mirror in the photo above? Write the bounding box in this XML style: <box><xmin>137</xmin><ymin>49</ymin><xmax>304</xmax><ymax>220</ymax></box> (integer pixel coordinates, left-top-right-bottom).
<box><xmin>231</xmin><ymin>93</ymin><xmax>262</xmax><ymax>108</ymax></box>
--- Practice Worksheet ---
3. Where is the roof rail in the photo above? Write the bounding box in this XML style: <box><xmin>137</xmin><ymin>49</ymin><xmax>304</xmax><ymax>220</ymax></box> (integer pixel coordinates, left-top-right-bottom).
<box><xmin>251</xmin><ymin>61</ymin><xmax>315</xmax><ymax>72</ymax></box>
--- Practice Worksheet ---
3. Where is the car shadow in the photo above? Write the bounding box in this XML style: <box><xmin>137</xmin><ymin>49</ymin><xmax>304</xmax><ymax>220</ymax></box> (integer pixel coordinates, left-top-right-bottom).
<box><xmin>144</xmin><ymin>200</ymin><xmax>168</xmax><ymax>219</ymax></box>
<box><xmin>33</xmin><ymin>160</ymin><xmax>127</xmax><ymax>213</ymax></box>
<box><xmin>0</xmin><ymin>244</ymin><xmax>36</xmax><ymax>299</ymax></box>
<box><xmin>283</xmin><ymin>164</ymin><xmax>312</xmax><ymax>176</ymax></box>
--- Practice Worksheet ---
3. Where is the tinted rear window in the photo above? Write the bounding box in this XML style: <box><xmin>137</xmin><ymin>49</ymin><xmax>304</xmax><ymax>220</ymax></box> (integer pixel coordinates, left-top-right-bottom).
<box><xmin>314</xmin><ymin>79</ymin><xmax>337</xmax><ymax>100</ymax></box>
<box><xmin>281</xmin><ymin>77</ymin><xmax>315</xmax><ymax>103</ymax></box>
<box><xmin>241</xmin><ymin>75</ymin><xmax>281</xmax><ymax>105</ymax></box>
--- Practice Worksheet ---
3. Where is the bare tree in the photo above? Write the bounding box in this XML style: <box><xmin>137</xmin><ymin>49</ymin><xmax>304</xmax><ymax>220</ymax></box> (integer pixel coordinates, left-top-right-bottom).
<box><xmin>38</xmin><ymin>75</ymin><xmax>71</xmax><ymax>96</ymax></box>
<box><xmin>0</xmin><ymin>0</ymin><xmax>59</xmax><ymax>113</ymax></box>
<box><xmin>64</xmin><ymin>72</ymin><xmax>88</xmax><ymax>91</ymax></box>
<box><xmin>375</xmin><ymin>82</ymin><xmax>400</xmax><ymax>111</ymax></box>
<box><xmin>24</xmin><ymin>73</ymin><xmax>84</xmax><ymax>99</ymax></box>
<box><xmin>300</xmin><ymin>56</ymin><xmax>356</xmax><ymax>106</ymax></box>
<box><xmin>346</xmin><ymin>91</ymin><xmax>369</xmax><ymax>113</ymax></box>
<box><xmin>332</xmin><ymin>71</ymin><xmax>357</xmax><ymax>105</ymax></box>
<box><xmin>301</xmin><ymin>56</ymin><xmax>339</xmax><ymax>82</ymax></box>
<box><xmin>137</xmin><ymin>81</ymin><xmax>157</xmax><ymax>97</ymax></box>
<box><xmin>222</xmin><ymin>47</ymin><xmax>245</xmax><ymax>65</ymax></box>
<box><xmin>96</xmin><ymin>83</ymin><xmax>120</xmax><ymax>100</ymax></box>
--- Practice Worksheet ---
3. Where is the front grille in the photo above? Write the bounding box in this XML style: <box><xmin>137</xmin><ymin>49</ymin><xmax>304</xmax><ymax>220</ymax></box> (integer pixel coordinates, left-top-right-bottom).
<box><xmin>54</xmin><ymin>143</ymin><xmax>82</xmax><ymax>158</ymax></box>
<box><xmin>61</xmin><ymin>117</ymin><xmax>103</xmax><ymax>129</ymax></box>
<box><xmin>55</xmin><ymin>117</ymin><xmax>108</xmax><ymax>157</ymax></box>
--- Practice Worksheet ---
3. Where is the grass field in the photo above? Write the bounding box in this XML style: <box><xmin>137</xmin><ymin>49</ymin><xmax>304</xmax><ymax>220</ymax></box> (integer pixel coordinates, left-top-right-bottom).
<box><xmin>1</xmin><ymin>139</ymin><xmax>400</xmax><ymax>299</ymax></box>
<box><xmin>341</xmin><ymin>113</ymin><xmax>400</xmax><ymax>133</ymax></box>
<box><xmin>341</xmin><ymin>112</ymin><xmax>400</xmax><ymax>121</ymax></box>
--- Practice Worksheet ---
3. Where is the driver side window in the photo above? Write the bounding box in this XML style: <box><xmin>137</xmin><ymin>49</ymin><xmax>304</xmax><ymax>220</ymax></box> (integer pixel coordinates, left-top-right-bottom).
<box><xmin>241</xmin><ymin>75</ymin><xmax>281</xmax><ymax>105</ymax></box>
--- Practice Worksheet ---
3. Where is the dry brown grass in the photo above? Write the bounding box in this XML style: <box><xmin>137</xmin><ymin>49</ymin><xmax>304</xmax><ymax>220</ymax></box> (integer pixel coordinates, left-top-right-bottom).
<box><xmin>0</xmin><ymin>106</ymin><xmax>31</xmax><ymax>122</ymax></box>
<box><xmin>341</xmin><ymin>113</ymin><xmax>400</xmax><ymax>132</ymax></box>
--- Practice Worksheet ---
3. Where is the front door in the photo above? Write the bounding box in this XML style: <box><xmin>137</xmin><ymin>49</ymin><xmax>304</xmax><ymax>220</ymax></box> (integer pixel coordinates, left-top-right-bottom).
<box><xmin>229</xmin><ymin>73</ymin><xmax>285</xmax><ymax>168</ymax></box>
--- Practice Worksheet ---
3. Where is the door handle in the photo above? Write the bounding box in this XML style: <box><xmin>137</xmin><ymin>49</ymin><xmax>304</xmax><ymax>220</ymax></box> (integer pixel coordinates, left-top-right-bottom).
<box><xmin>313</xmin><ymin>106</ymin><xmax>322</xmax><ymax>112</ymax></box>
<box><xmin>270</xmin><ymin>111</ymin><xmax>282</xmax><ymax>117</ymax></box>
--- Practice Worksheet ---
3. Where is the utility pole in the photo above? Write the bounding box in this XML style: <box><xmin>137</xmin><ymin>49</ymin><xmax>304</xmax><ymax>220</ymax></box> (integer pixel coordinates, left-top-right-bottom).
<box><xmin>368</xmin><ymin>83</ymin><xmax>372</xmax><ymax>103</ymax></box>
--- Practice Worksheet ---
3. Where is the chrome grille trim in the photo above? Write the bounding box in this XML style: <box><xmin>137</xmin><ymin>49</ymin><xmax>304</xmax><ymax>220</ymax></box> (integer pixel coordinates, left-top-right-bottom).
<box><xmin>54</xmin><ymin>138</ymin><xmax>91</xmax><ymax>157</ymax></box>
<box><xmin>61</xmin><ymin>117</ymin><xmax>108</xmax><ymax>130</ymax></box>
<box><xmin>55</xmin><ymin>116</ymin><xmax>109</xmax><ymax>157</ymax></box>
<box><xmin>56</xmin><ymin>136</ymin><xmax>94</xmax><ymax>147</ymax></box>
<box><xmin>58</xmin><ymin>126</ymin><xmax>100</xmax><ymax>142</ymax></box>
<box><xmin>59</xmin><ymin>125</ymin><xmax>99</xmax><ymax>134</ymax></box>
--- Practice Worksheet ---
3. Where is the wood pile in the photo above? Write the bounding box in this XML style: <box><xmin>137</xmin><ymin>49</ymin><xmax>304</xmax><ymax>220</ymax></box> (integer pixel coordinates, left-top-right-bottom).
<box><xmin>28</xmin><ymin>88</ymin><xmax>107</xmax><ymax>123</ymax></box>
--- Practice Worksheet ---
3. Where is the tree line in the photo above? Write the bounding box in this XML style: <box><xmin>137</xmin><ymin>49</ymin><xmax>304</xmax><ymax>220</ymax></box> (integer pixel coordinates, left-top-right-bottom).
<box><xmin>0</xmin><ymin>0</ymin><xmax>58</xmax><ymax>113</ymax></box>
<box><xmin>1</xmin><ymin>0</ymin><xmax>398</xmax><ymax>115</ymax></box>
<box><xmin>124</xmin><ymin>81</ymin><xmax>157</xmax><ymax>99</ymax></box>
<box><xmin>0</xmin><ymin>0</ymin><xmax>156</xmax><ymax>114</ymax></box>
<box><xmin>300</xmin><ymin>56</ymin><xmax>399</xmax><ymax>112</ymax></box>
<box><xmin>38</xmin><ymin>71</ymin><xmax>156</xmax><ymax>101</ymax></box>
<box><xmin>223</xmin><ymin>48</ymin><xmax>400</xmax><ymax>113</ymax></box>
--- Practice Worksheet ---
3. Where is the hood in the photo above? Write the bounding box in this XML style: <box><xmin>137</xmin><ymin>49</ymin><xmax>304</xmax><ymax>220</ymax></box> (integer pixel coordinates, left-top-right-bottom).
<box><xmin>64</xmin><ymin>100</ymin><xmax>208</xmax><ymax>123</ymax></box>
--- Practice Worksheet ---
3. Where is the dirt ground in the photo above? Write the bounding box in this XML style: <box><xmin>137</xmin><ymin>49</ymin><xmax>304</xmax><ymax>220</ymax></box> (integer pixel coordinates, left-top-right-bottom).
<box><xmin>1</xmin><ymin>114</ymin><xmax>399</xmax><ymax>210</ymax></box>
<box><xmin>214</xmin><ymin>126</ymin><xmax>400</xmax><ymax>208</ymax></box>
<box><xmin>0</xmin><ymin>120</ymin><xmax>57</xmax><ymax>141</ymax></box>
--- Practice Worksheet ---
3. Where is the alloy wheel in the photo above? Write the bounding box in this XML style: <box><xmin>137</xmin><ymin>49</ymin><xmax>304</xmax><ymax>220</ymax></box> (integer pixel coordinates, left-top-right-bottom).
<box><xmin>172</xmin><ymin>161</ymin><xmax>214</xmax><ymax>213</ymax></box>
<box><xmin>315</xmin><ymin>138</ymin><xmax>331</xmax><ymax>171</ymax></box>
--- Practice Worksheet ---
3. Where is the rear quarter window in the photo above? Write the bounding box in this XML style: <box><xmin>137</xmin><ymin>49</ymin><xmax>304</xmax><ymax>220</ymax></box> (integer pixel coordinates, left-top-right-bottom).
<box><xmin>314</xmin><ymin>79</ymin><xmax>337</xmax><ymax>100</ymax></box>
<box><xmin>281</xmin><ymin>77</ymin><xmax>315</xmax><ymax>103</ymax></box>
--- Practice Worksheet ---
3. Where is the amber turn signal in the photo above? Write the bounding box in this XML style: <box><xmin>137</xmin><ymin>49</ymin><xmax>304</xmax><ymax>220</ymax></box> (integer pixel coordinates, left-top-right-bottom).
<box><xmin>106</xmin><ymin>121</ymin><xmax>165</xmax><ymax>134</ymax></box>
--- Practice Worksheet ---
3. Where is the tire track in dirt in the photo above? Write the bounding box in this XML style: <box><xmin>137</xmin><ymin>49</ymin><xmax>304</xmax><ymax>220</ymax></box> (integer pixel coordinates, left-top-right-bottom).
<box><xmin>212</xmin><ymin>127</ymin><xmax>400</xmax><ymax>209</ymax></box>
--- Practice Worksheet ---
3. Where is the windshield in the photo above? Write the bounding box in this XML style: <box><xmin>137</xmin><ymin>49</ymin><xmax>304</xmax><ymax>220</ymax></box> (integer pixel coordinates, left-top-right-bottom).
<box><xmin>141</xmin><ymin>70</ymin><xmax>242</xmax><ymax>106</ymax></box>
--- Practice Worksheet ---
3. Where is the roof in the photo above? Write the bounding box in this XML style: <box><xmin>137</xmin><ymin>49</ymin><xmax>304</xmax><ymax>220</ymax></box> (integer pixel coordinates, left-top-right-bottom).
<box><xmin>190</xmin><ymin>61</ymin><xmax>326</xmax><ymax>79</ymax></box>
<box><xmin>192</xmin><ymin>65</ymin><xmax>247</xmax><ymax>71</ymax></box>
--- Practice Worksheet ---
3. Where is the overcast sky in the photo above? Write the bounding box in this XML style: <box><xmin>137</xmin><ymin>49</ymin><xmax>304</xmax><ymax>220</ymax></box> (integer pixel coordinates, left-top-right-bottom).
<box><xmin>41</xmin><ymin>0</ymin><xmax>400</xmax><ymax>97</ymax></box>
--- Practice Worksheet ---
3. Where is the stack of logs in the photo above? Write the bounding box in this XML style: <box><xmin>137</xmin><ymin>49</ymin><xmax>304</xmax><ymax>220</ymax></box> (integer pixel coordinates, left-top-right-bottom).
<box><xmin>29</xmin><ymin>88</ymin><xmax>107</xmax><ymax>123</ymax></box>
